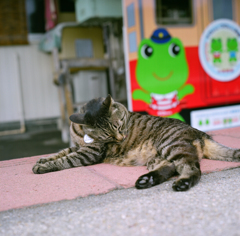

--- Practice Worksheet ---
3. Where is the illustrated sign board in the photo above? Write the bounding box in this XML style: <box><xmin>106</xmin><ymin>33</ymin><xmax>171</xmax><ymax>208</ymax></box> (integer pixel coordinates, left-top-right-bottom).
<box><xmin>132</xmin><ymin>28</ymin><xmax>194</xmax><ymax>121</ymax></box>
<box><xmin>123</xmin><ymin>0</ymin><xmax>240</xmax><ymax>123</ymax></box>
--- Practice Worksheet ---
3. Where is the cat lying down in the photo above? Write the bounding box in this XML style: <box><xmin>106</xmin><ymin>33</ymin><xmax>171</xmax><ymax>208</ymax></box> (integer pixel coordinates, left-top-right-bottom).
<box><xmin>33</xmin><ymin>95</ymin><xmax>240</xmax><ymax>191</ymax></box>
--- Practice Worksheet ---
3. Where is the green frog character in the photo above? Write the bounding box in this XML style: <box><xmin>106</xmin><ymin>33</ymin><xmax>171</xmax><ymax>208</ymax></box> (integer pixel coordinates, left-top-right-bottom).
<box><xmin>227</xmin><ymin>38</ymin><xmax>238</xmax><ymax>62</ymax></box>
<box><xmin>132</xmin><ymin>28</ymin><xmax>194</xmax><ymax>121</ymax></box>
<box><xmin>210</xmin><ymin>38</ymin><xmax>222</xmax><ymax>63</ymax></box>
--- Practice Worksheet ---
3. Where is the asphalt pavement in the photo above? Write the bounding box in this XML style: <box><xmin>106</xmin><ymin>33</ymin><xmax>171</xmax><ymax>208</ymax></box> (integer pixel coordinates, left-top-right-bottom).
<box><xmin>1</xmin><ymin>168</ymin><xmax>239</xmax><ymax>236</ymax></box>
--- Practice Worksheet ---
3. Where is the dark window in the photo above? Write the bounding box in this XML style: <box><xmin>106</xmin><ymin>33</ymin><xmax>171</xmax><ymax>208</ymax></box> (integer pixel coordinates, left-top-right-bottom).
<box><xmin>156</xmin><ymin>0</ymin><xmax>193</xmax><ymax>25</ymax></box>
<box><xmin>58</xmin><ymin>0</ymin><xmax>75</xmax><ymax>13</ymax></box>
<box><xmin>25</xmin><ymin>0</ymin><xmax>45</xmax><ymax>33</ymax></box>
<box><xmin>212</xmin><ymin>0</ymin><xmax>233</xmax><ymax>20</ymax></box>
<box><xmin>0</xmin><ymin>0</ymin><xmax>28</xmax><ymax>45</ymax></box>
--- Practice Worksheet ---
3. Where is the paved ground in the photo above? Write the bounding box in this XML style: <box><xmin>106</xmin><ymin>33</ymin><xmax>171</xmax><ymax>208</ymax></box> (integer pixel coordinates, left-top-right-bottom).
<box><xmin>0</xmin><ymin>168</ymin><xmax>239</xmax><ymax>236</ymax></box>
<box><xmin>0</xmin><ymin>126</ymin><xmax>240</xmax><ymax>235</ymax></box>
<box><xmin>1</xmin><ymin>157</ymin><xmax>240</xmax><ymax>212</ymax></box>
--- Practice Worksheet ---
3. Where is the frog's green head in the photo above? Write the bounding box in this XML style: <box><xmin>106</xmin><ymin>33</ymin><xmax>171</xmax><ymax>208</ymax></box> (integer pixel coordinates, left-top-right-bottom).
<box><xmin>136</xmin><ymin>28</ymin><xmax>189</xmax><ymax>94</ymax></box>
<box><xmin>211</xmin><ymin>38</ymin><xmax>222</xmax><ymax>51</ymax></box>
<box><xmin>227</xmin><ymin>38</ymin><xmax>238</xmax><ymax>51</ymax></box>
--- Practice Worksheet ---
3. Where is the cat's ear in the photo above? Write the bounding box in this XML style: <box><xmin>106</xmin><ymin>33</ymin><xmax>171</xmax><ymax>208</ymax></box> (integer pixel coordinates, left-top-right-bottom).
<box><xmin>102</xmin><ymin>94</ymin><xmax>113</xmax><ymax>110</ymax></box>
<box><xmin>69</xmin><ymin>112</ymin><xmax>95</xmax><ymax>126</ymax></box>
<box><xmin>69</xmin><ymin>113</ymin><xmax>85</xmax><ymax>124</ymax></box>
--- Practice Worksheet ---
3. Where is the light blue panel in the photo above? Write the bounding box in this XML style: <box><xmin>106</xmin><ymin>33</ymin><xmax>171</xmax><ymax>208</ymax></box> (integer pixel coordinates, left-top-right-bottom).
<box><xmin>96</xmin><ymin>0</ymin><xmax>122</xmax><ymax>18</ymax></box>
<box><xmin>129</xmin><ymin>32</ymin><xmax>137</xmax><ymax>52</ymax></box>
<box><xmin>213</xmin><ymin>0</ymin><xmax>233</xmax><ymax>20</ymax></box>
<box><xmin>127</xmin><ymin>3</ymin><xmax>135</xmax><ymax>27</ymax></box>
<box><xmin>75</xmin><ymin>0</ymin><xmax>95</xmax><ymax>23</ymax></box>
<box><xmin>75</xmin><ymin>39</ymin><xmax>93</xmax><ymax>58</ymax></box>
<box><xmin>75</xmin><ymin>0</ymin><xmax>122</xmax><ymax>23</ymax></box>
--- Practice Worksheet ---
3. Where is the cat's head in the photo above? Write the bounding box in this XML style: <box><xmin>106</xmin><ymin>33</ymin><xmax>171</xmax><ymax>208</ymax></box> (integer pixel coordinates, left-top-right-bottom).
<box><xmin>69</xmin><ymin>95</ymin><xmax>129</xmax><ymax>143</ymax></box>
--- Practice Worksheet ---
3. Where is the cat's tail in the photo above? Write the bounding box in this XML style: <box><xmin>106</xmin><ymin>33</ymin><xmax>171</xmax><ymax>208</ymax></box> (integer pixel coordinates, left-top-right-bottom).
<box><xmin>203</xmin><ymin>138</ymin><xmax>240</xmax><ymax>162</ymax></box>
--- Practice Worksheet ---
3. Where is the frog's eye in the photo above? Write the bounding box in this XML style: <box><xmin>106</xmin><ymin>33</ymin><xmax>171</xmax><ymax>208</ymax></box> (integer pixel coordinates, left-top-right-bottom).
<box><xmin>169</xmin><ymin>43</ymin><xmax>180</xmax><ymax>57</ymax></box>
<box><xmin>141</xmin><ymin>44</ymin><xmax>153</xmax><ymax>59</ymax></box>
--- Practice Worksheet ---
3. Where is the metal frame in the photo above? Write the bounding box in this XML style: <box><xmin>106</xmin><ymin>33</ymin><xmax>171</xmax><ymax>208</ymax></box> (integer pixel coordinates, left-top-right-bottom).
<box><xmin>52</xmin><ymin>40</ymin><xmax>116</xmax><ymax>143</ymax></box>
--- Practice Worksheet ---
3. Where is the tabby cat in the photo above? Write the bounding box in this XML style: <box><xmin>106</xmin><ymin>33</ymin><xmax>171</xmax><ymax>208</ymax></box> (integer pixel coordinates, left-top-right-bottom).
<box><xmin>32</xmin><ymin>95</ymin><xmax>240</xmax><ymax>191</ymax></box>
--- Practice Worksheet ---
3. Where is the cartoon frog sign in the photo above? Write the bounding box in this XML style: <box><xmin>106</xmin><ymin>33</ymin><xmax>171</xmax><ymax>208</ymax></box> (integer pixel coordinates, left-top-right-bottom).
<box><xmin>227</xmin><ymin>38</ymin><xmax>238</xmax><ymax>62</ymax></box>
<box><xmin>133</xmin><ymin>28</ymin><xmax>194</xmax><ymax>121</ymax></box>
<box><xmin>211</xmin><ymin>38</ymin><xmax>223</xmax><ymax>63</ymax></box>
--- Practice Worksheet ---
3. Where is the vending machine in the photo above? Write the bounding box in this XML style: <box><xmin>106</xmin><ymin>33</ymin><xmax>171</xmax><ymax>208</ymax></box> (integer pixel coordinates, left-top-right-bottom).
<box><xmin>122</xmin><ymin>0</ymin><xmax>240</xmax><ymax>131</ymax></box>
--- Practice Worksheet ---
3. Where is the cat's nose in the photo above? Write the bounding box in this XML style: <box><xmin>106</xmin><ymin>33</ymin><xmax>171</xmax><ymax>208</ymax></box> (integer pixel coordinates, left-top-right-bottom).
<box><xmin>123</xmin><ymin>131</ymin><xmax>128</xmax><ymax>139</ymax></box>
<box><xmin>116</xmin><ymin>134</ymin><xmax>124</xmax><ymax>141</ymax></box>
<box><xmin>119</xmin><ymin>131</ymin><xmax>127</xmax><ymax>141</ymax></box>
<box><xmin>116</xmin><ymin>133</ymin><xmax>126</xmax><ymax>141</ymax></box>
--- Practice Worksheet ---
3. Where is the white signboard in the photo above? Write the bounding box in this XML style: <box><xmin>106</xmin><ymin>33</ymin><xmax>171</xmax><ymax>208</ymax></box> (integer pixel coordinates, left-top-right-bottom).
<box><xmin>191</xmin><ymin>105</ymin><xmax>240</xmax><ymax>132</ymax></box>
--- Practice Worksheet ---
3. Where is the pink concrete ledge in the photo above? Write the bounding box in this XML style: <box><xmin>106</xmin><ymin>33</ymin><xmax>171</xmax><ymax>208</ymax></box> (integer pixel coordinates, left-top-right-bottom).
<box><xmin>0</xmin><ymin>127</ymin><xmax>240</xmax><ymax>212</ymax></box>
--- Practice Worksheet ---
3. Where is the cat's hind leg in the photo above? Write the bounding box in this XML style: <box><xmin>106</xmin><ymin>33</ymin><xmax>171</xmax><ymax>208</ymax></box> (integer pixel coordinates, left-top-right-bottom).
<box><xmin>162</xmin><ymin>142</ymin><xmax>201</xmax><ymax>191</ymax></box>
<box><xmin>172</xmin><ymin>159</ymin><xmax>201</xmax><ymax>191</ymax></box>
<box><xmin>135</xmin><ymin>160</ymin><xmax>176</xmax><ymax>189</ymax></box>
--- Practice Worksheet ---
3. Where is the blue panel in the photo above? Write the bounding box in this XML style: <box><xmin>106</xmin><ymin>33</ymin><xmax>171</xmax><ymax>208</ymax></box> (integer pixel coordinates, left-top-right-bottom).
<box><xmin>129</xmin><ymin>32</ymin><xmax>137</xmax><ymax>52</ymax></box>
<box><xmin>138</xmin><ymin>0</ymin><xmax>144</xmax><ymax>40</ymax></box>
<box><xmin>127</xmin><ymin>3</ymin><xmax>135</xmax><ymax>27</ymax></box>
<box><xmin>213</xmin><ymin>0</ymin><xmax>233</xmax><ymax>20</ymax></box>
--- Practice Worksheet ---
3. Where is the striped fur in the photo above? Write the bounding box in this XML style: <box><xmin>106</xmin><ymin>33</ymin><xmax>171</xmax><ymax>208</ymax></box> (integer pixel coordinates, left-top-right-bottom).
<box><xmin>32</xmin><ymin>95</ymin><xmax>240</xmax><ymax>191</ymax></box>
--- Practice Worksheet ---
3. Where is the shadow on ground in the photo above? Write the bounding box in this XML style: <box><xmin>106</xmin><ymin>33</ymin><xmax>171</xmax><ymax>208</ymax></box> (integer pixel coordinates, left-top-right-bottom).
<box><xmin>0</xmin><ymin>130</ymin><xmax>68</xmax><ymax>161</ymax></box>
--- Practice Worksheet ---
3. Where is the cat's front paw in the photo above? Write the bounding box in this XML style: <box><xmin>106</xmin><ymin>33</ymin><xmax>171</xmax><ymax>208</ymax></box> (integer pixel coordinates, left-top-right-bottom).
<box><xmin>32</xmin><ymin>163</ymin><xmax>58</xmax><ymax>174</ymax></box>
<box><xmin>32</xmin><ymin>164</ymin><xmax>47</xmax><ymax>174</ymax></box>
<box><xmin>36</xmin><ymin>158</ymin><xmax>48</xmax><ymax>164</ymax></box>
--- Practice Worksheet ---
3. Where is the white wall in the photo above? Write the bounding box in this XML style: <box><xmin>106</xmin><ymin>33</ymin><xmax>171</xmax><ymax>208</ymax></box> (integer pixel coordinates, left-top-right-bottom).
<box><xmin>73</xmin><ymin>70</ymin><xmax>108</xmax><ymax>104</ymax></box>
<box><xmin>0</xmin><ymin>43</ymin><xmax>60</xmax><ymax>123</ymax></box>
